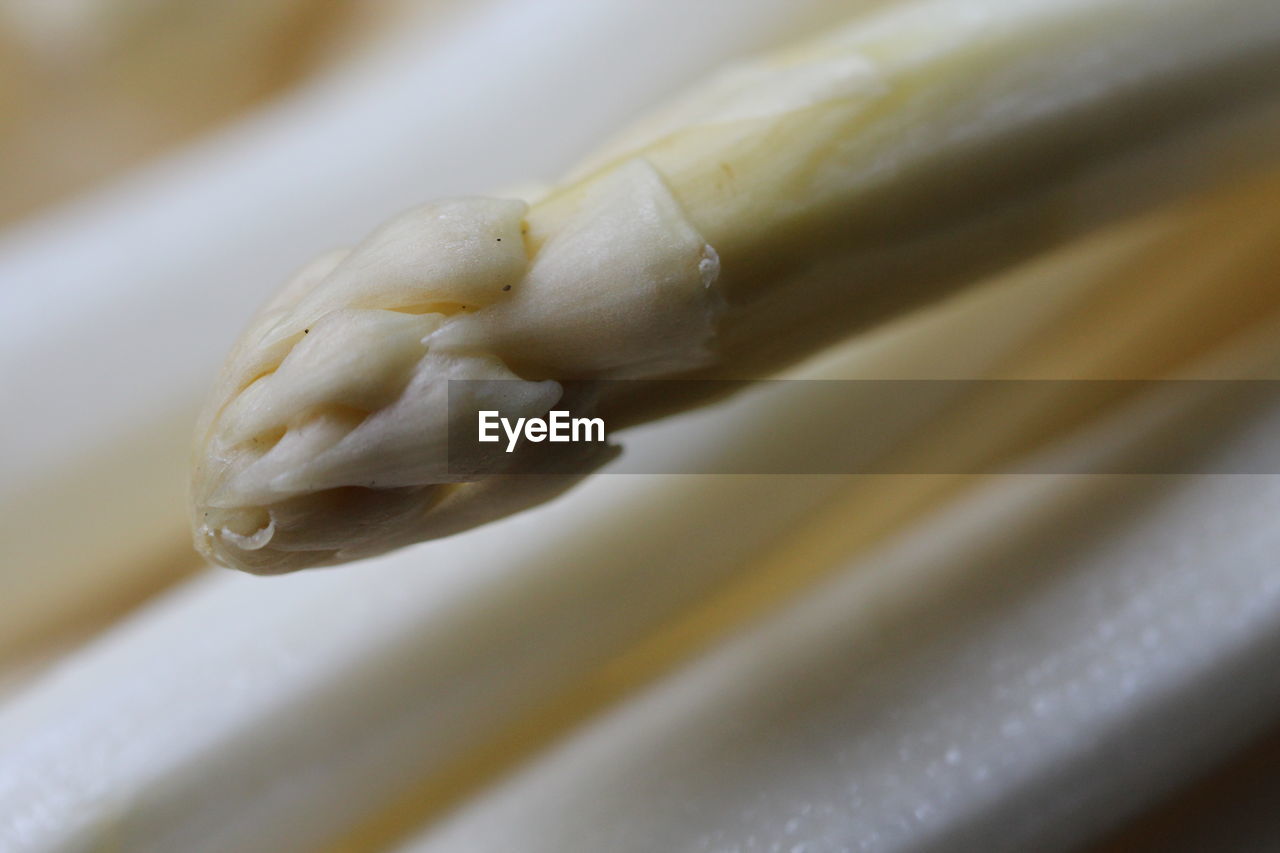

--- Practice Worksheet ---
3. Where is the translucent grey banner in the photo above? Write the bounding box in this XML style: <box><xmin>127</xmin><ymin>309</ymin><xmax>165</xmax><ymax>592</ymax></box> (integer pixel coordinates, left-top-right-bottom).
<box><xmin>446</xmin><ymin>379</ymin><xmax>1280</xmax><ymax>475</ymax></box>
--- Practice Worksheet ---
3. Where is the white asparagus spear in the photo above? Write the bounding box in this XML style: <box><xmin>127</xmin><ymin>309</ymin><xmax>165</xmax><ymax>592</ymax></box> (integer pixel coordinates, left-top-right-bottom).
<box><xmin>191</xmin><ymin>0</ymin><xmax>1280</xmax><ymax>573</ymax></box>
<box><xmin>0</xmin><ymin>227</ymin><xmax>1134</xmax><ymax>853</ymax></box>
<box><xmin>0</xmin><ymin>178</ymin><xmax>1270</xmax><ymax>852</ymax></box>
<box><xmin>403</xmin><ymin>318</ymin><xmax>1280</xmax><ymax>853</ymax></box>
<box><xmin>0</xmin><ymin>0</ymin><xmax>870</xmax><ymax>661</ymax></box>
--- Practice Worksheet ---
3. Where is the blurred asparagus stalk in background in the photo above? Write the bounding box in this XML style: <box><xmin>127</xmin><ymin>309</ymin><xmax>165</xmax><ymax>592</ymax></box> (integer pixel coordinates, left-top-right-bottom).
<box><xmin>191</xmin><ymin>0</ymin><xmax>1280</xmax><ymax>573</ymax></box>
<box><xmin>0</xmin><ymin>0</ymin><xmax>871</xmax><ymax>666</ymax></box>
<box><xmin>2</xmin><ymin>168</ymin><xmax>1277</xmax><ymax>850</ymax></box>
<box><xmin>405</xmin><ymin>321</ymin><xmax>1280</xmax><ymax>853</ymax></box>
<box><xmin>0</xmin><ymin>0</ymin><xmax>360</xmax><ymax>220</ymax></box>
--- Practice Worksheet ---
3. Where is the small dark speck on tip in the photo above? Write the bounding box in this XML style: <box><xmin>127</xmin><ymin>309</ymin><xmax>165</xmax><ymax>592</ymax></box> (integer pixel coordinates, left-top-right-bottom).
<box><xmin>502</xmin><ymin>285</ymin><xmax>512</xmax><ymax>291</ymax></box>
<box><xmin>303</xmin><ymin>328</ymin><xmax>309</xmax><ymax>334</ymax></box>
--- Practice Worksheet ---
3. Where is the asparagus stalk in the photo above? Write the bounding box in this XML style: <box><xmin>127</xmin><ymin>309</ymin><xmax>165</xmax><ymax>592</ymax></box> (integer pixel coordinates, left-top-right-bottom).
<box><xmin>191</xmin><ymin>0</ymin><xmax>1280</xmax><ymax>573</ymax></box>
<box><xmin>402</xmin><ymin>316</ymin><xmax>1280</xmax><ymax>853</ymax></box>
<box><xmin>0</xmin><ymin>0</ymin><xmax>866</xmax><ymax>661</ymax></box>
<box><xmin>1</xmin><ymin>180</ymin><xmax>1270</xmax><ymax>852</ymax></box>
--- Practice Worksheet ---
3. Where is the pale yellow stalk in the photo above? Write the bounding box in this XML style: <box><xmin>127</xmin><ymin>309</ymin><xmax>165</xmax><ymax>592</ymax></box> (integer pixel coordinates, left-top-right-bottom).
<box><xmin>191</xmin><ymin>0</ymin><xmax>1280</xmax><ymax>572</ymax></box>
